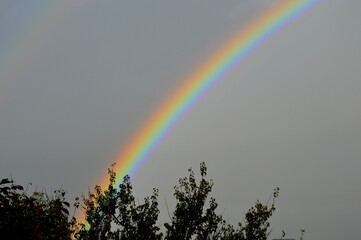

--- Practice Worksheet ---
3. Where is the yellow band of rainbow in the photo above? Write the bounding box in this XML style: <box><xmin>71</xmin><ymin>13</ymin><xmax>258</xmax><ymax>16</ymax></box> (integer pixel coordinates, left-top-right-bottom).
<box><xmin>108</xmin><ymin>0</ymin><xmax>324</xmax><ymax>189</ymax></box>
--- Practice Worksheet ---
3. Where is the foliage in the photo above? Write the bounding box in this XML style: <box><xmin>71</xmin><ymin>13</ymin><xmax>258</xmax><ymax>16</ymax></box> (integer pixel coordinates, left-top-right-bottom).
<box><xmin>0</xmin><ymin>178</ymin><xmax>76</xmax><ymax>239</ymax></box>
<box><xmin>217</xmin><ymin>188</ymin><xmax>279</xmax><ymax>240</ymax></box>
<box><xmin>164</xmin><ymin>162</ymin><xmax>222</xmax><ymax>240</ymax></box>
<box><xmin>75</xmin><ymin>162</ymin><xmax>279</xmax><ymax>240</ymax></box>
<box><xmin>163</xmin><ymin>162</ymin><xmax>278</xmax><ymax>240</ymax></box>
<box><xmin>1</xmin><ymin>162</ymin><xmax>285</xmax><ymax>239</ymax></box>
<box><xmin>74</xmin><ymin>164</ymin><xmax>162</xmax><ymax>240</ymax></box>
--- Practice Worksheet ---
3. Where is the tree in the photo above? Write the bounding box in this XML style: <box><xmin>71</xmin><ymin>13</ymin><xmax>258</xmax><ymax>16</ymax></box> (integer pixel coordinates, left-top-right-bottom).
<box><xmin>0</xmin><ymin>178</ymin><xmax>76</xmax><ymax>239</ymax></box>
<box><xmin>74</xmin><ymin>164</ymin><xmax>162</xmax><ymax>240</ymax></box>
<box><xmin>75</xmin><ymin>162</ymin><xmax>279</xmax><ymax>240</ymax></box>
<box><xmin>164</xmin><ymin>162</ymin><xmax>222</xmax><ymax>240</ymax></box>
<box><xmin>216</xmin><ymin>188</ymin><xmax>279</xmax><ymax>240</ymax></box>
<box><xmin>163</xmin><ymin>162</ymin><xmax>278</xmax><ymax>240</ymax></box>
<box><xmin>1</xmin><ymin>162</ymin><xmax>283</xmax><ymax>239</ymax></box>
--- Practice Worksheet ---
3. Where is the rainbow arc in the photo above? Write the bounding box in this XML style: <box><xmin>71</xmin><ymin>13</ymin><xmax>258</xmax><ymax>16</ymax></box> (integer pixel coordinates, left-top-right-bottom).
<box><xmin>107</xmin><ymin>0</ymin><xmax>324</xmax><ymax>188</ymax></box>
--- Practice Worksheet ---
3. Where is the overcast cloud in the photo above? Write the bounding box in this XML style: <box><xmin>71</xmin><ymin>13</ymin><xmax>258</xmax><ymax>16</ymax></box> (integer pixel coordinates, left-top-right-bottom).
<box><xmin>1</xmin><ymin>1</ymin><xmax>360</xmax><ymax>239</ymax></box>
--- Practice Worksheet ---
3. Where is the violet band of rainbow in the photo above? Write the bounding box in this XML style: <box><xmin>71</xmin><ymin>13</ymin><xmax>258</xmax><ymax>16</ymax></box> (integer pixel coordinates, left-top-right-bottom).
<box><xmin>107</xmin><ymin>0</ymin><xmax>325</xmax><ymax>189</ymax></box>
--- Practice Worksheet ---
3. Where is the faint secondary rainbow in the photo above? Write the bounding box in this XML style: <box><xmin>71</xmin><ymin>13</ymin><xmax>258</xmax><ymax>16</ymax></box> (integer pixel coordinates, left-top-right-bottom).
<box><xmin>0</xmin><ymin>1</ymin><xmax>83</xmax><ymax>112</ymax></box>
<box><xmin>101</xmin><ymin>0</ymin><xmax>325</xmax><ymax>189</ymax></box>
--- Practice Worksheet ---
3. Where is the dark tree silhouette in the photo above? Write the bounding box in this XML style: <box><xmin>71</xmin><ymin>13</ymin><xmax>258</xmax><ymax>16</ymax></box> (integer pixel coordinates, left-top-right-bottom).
<box><xmin>75</xmin><ymin>162</ymin><xmax>279</xmax><ymax>240</ymax></box>
<box><xmin>1</xmin><ymin>162</ymin><xmax>285</xmax><ymax>240</ymax></box>
<box><xmin>0</xmin><ymin>178</ymin><xmax>76</xmax><ymax>239</ymax></box>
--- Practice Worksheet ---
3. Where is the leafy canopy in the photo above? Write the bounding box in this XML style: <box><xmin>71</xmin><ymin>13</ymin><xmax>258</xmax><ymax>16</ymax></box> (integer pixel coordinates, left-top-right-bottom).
<box><xmin>1</xmin><ymin>162</ymin><xmax>294</xmax><ymax>240</ymax></box>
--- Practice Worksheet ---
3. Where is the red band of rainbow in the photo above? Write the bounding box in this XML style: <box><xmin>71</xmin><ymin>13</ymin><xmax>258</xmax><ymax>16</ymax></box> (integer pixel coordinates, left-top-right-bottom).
<box><xmin>108</xmin><ymin>0</ymin><xmax>324</xmax><ymax>189</ymax></box>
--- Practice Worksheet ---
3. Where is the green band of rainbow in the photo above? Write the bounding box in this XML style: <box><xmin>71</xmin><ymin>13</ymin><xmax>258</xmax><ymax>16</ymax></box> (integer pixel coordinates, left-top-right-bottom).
<box><xmin>108</xmin><ymin>0</ymin><xmax>324</xmax><ymax>188</ymax></box>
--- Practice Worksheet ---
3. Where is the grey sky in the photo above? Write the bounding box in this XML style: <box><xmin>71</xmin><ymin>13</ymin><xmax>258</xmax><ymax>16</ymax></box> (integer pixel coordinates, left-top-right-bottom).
<box><xmin>1</xmin><ymin>1</ymin><xmax>360</xmax><ymax>239</ymax></box>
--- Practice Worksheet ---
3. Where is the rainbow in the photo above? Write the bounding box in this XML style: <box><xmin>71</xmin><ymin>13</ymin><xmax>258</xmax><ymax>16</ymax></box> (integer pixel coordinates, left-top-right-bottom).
<box><xmin>107</xmin><ymin>0</ymin><xmax>324</xmax><ymax>188</ymax></box>
<box><xmin>1</xmin><ymin>0</ymin><xmax>324</xmax><ymax>225</ymax></box>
